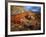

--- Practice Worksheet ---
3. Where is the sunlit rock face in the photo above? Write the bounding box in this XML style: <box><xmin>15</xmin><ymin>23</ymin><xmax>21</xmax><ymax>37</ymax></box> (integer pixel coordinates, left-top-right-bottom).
<box><xmin>11</xmin><ymin>6</ymin><xmax>41</xmax><ymax>31</ymax></box>
<box><xmin>11</xmin><ymin>12</ymin><xmax>41</xmax><ymax>31</ymax></box>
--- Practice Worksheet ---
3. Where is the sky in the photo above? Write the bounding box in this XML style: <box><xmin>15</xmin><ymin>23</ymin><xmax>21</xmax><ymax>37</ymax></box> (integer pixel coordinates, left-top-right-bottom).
<box><xmin>24</xmin><ymin>6</ymin><xmax>41</xmax><ymax>13</ymax></box>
